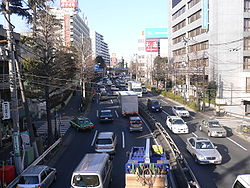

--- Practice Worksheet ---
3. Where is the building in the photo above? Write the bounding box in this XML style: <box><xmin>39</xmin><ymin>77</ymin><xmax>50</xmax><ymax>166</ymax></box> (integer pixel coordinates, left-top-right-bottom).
<box><xmin>90</xmin><ymin>30</ymin><xmax>110</xmax><ymax>65</ymax></box>
<box><xmin>168</xmin><ymin>0</ymin><xmax>250</xmax><ymax>115</ymax></box>
<box><xmin>135</xmin><ymin>29</ymin><xmax>168</xmax><ymax>84</ymax></box>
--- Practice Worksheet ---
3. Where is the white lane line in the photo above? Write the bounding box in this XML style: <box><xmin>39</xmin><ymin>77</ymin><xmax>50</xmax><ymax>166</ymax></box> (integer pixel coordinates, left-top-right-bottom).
<box><xmin>91</xmin><ymin>130</ymin><xmax>98</xmax><ymax>146</ymax></box>
<box><xmin>192</xmin><ymin>132</ymin><xmax>198</xmax><ymax>137</ymax></box>
<box><xmin>226</xmin><ymin>137</ymin><xmax>248</xmax><ymax>151</ymax></box>
<box><xmin>161</xmin><ymin>99</ymin><xmax>168</xmax><ymax>105</ymax></box>
<box><xmin>162</xmin><ymin>109</ymin><xmax>170</xmax><ymax>116</ymax></box>
<box><xmin>122</xmin><ymin>131</ymin><xmax>125</xmax><ymax>148</ymax></box>
<box><xmin>96</xmin><ymin>110</ymin><xmax>99</xmax><ymax>118</ymax></box>
<box><xmin>139</xmin><ymin>115</ymin><xmax>159</xmax><ymax>145</ymax></box>
<box><xmin>111</xmin><ymin>99</ymin><xmax>113</xmax><ymax>104</ymax></box>
<box><xmin>115</xmin><ymin>110</ymin><xmax>119</xmax><ymax>118</ymax></box>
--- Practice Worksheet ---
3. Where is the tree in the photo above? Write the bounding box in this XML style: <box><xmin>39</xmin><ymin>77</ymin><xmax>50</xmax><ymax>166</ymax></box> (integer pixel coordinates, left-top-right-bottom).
<box><xmin>152</xmin><ymin>56</ymin><xmax>168</xmax><ymax>89</ymax></box>
<box><xmin>21</xmin><ymin>7</ymin><xmax>79</xmax><ymax>145</ymax></box>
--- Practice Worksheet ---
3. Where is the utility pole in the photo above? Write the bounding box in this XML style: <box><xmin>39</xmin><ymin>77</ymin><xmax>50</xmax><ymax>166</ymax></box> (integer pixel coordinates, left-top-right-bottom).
<box><xmin>4</xmin><ymin>0</ymin><xmax>22</xmax><ymax>174</ymax></box>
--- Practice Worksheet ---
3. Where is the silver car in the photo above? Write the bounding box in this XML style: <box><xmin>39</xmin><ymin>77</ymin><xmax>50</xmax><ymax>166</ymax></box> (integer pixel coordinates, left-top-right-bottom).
<box><xmin>17</xmin><ymin>165</ymin><xmax>56</xmax><ymax>188</ymax></box>
<box><xmin>186</xmin><ymin>137</ymin><xmax>222</xmax><ymax>164</ymax></box>
<box><xmin>95</xmin><ymin>132</ymin><xmax>117</xmax><ymax>154</ymax></box>
<box><xmin>199</xmin><ymin>119</ymin><xmax>227</xmax><ymax>137</ymax></box>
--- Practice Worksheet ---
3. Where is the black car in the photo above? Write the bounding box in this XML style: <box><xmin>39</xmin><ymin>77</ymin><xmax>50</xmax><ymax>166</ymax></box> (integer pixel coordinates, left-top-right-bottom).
<box><xmin>99</xmin><ymin>109</ymin><xmax>114</xmax><ymax>122</ymax></box>
<box><xmin>147</xmin><ymin>98</ymin><xmax>162</xmax><ymax>112</ymax></box>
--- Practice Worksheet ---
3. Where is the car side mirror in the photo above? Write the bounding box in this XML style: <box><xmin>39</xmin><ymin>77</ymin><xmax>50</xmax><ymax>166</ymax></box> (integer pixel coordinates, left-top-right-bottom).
<box><xmin>214</xmin><ymin>146</ymin><xmax>217</xmax><ymax>149</ymax></box>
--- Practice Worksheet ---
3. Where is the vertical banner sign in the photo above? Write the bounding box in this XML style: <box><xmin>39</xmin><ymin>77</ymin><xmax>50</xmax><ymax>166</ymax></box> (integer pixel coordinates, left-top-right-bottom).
<box><xmin>2</xmin><ymin>101</ymin><xmax>10</xmax><ymax>120</ymax></box>
<box><xmin>64</xmin><ymin>15</ymin><xmax>71</xmax><ymax>47</ymax></box>
<box><xmin>202</xmin><ymin>0</ymin><xmax>209</xmax><ymax>29</ymax></box>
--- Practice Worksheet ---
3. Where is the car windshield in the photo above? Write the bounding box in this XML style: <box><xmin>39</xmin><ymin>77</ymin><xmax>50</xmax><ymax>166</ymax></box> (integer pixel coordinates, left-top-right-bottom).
<box><xmin>101</xmin><ymin>111</ymin><xmax>112</xmax><ymax>116</ymax></box>
<box><xmin>196</xmin><ymin>141</ymin><xmax>214</xmax><ymax>149</ymax></box>
<box><xmin>208</xmin><ymin>121</ymin><xmax>221</xmax><ymax>127</ymax></box>
<box><xmin>72</xmin><ymin>175</ymin><xmax>100</xmax><ymax>187</ymax></box>
<box><xmin>96</xmin><ymin>139</ymin><xmax>112</xmax><ymax>144</ymax></box>
<box><xmin>172</xmin><ymin>119</ymin><xmax>184</xmax><ymax>124</ymax></box>
<box><xmin>133</xmin><ymin>88</ymin><xmax>142</xmax><ymax>92</ymax></box>
<box><xmin>152</xmin><ymin>101</ymin><xmax>160</xmax><ymax>106</ymax></box>
<box><xmin>131</xmin><ymin>120</ymin><xmax>141</xmax><ymax>124</ymax></box>
<box><xmin>21</xmin><ymin>176</ymin><xmax>39</xmax><ymax>184</ymax></box>
<box><xmin>176</xmin><ymin>107</ymin><xmax>186</xmax><ymax>110</ymax></box>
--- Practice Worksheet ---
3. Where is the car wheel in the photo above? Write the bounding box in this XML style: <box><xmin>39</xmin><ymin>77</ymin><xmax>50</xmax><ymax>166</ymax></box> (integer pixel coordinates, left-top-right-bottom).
<box><xmin>208</xmin><ymin>131</ymin><xmax>211</xmax><ymax>137</ymax></box>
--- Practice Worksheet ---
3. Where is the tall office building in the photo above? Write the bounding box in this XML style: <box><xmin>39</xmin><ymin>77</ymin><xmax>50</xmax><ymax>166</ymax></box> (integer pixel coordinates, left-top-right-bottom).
<box><xmin>168</xmin><ymin>0</ymin><xmax>250</xmax><ymax>115</ymax></box>
<box><xmin>90</xmin><ymin>31</ymin><xmax>110</xmax><ymax>65</ymax></box>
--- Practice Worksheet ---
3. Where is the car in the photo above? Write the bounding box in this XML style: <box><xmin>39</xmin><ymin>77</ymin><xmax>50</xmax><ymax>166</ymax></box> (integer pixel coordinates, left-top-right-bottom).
<box><xmin>199</xmin><ymin>119</ymin><xmax>227</xmax><ymax>137</ymax></box>
<box><xmin>142</xmin><ymin>86</ymin><xmax>148</xmax><ymax>94</ymax></box>
<box><xmin>70</xmin><ymin>116</ymin><xmax>94</xmax><ymax>131</ymax></box>
<box><xmin>165</xmin><ymin>116</ymin><xmax>188</xmax><ymax>134</ymax></box>
<box><xmin>147</xmin><ymin>98</ymin><xmax>162</xmax><ymax>112</ymax></box>
<box><xmin>17</xmin><ymin>165</ymin><xmax>56</xmax><ymax>188</ymax></box>
<box><xmin>99</xmin><ymin>91</ymin><xmax>109</xmax><ymax>101</ymax></box>
<box><xmin>95</xmin><ymin>132</ymin><xmax>117</xmax><ymax>154</ymax></box>
<box><xmin>172</xmin><ymin>105</ymin><xmax>190</xmax><ymax>117</ymax></box>
<box><xmin>186</xmin><ymin>137</ymin><xmax>222</xmax><ymax>164</ymax></box>
<box><xmin>99</xmin><ymin>109</ymin><xmax>114</xmax><ymax>122</ymax></box>
<box><xmin>129</xmin><ymin>116</ymin><xmax>143</xmax><ymax>132</ymax></box>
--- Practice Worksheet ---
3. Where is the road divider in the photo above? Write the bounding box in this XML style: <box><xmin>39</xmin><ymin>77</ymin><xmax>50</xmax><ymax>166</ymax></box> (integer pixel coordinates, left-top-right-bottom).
<box><xmin>91</xmin><ymin>130</ymin><xmax>98</xmax><ymax>146</ymax></box>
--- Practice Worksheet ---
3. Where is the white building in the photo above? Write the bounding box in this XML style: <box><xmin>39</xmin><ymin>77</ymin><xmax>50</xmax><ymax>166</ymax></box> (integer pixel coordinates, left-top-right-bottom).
<box><xmin>168</xmin><ymin>0</ymin><xmax>250</xmax><ymax>115</ymax></box>
<box><xmin>90</xmin><ymin>31</ymin><xmax>110</xmax><ymax>65</ymax></box>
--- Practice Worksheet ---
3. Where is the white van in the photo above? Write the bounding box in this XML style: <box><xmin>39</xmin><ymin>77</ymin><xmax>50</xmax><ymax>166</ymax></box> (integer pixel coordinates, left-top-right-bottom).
<box><xmin>71</xmin><ymin>153</ymin><xmax>112</xmax><ymax>188</ymax></box>
<box><xmin>232</xmin><ymin>174</ymin><xmax>250</xmax><ymax>188</ymax></box>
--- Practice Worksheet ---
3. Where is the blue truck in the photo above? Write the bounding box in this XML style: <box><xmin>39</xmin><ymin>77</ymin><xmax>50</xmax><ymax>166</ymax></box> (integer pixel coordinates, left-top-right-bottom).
<box><xmin>125</xmin><ymin>139</ymin><xmax>170</xmax><ymax>188</ymax></box>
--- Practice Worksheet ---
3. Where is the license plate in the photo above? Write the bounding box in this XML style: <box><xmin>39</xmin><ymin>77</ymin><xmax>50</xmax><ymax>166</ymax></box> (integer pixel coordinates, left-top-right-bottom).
<box><xmin>105</xmin><ymin>118</ymin><xmax>108</xmax><ymax>119</ymax></box>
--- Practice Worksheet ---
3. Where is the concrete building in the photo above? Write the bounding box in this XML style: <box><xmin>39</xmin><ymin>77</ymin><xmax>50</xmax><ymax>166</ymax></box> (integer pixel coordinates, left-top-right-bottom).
<box><xmin>168</xmin><ymin>0</ymin><xmax>250</xmax><ymax>115</ymax></box>
<box><xmin>90</xmin><ymin>31</ymin><xmax>110</xmax><ymax>65</ymax></box>
<box><xmin>135</xmin><ymin>30</ymin><xmax>168</xmax><ymax>84</ymax></box>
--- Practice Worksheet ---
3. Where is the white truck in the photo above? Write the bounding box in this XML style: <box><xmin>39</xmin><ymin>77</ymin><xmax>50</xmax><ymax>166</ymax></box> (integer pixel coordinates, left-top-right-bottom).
<box><xmin>127</xmin><ymin>81</ymin><xmax>142</xmax><ymax>97</ymax></box>
<box><xmin>119</xmin><ymin>91</ymin><xmax>138</xmax><ymax>116</ymax></box>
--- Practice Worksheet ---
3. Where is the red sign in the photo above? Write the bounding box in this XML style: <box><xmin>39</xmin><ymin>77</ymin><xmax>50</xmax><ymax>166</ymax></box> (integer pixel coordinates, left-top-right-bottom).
<box><xmin>145</xmin><ymin>39</ymin><xmax>158</xmax><ymax>52</ymax></box>
<box><xmin>60</xmin><ymin>0</ymin><xmax>78</xmax><ymax>8</ymax></box>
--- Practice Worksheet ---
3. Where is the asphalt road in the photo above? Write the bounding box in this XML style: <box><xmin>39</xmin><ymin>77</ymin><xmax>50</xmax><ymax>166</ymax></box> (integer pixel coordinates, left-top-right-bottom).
<box><xmin>47</xmin><ymin>91</ymin><xmax>250</xmax><ymax>188</ymax></box>
<box><xmin>141</xmin><ymin>92</ymin><xmax>250</xmax><ymax>188</ymax></box>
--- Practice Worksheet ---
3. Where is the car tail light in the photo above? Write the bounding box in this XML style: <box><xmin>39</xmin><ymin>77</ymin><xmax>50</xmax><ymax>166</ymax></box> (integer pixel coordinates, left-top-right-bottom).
<box><xmin>130</xmin><ymin>121</ymin><xmax>133</xmax><ymax>123</ymax></box>
<box><xmin>140</xmin><ymin>121</ymin><xmax>142</xmax><ymax>123</ymax></box>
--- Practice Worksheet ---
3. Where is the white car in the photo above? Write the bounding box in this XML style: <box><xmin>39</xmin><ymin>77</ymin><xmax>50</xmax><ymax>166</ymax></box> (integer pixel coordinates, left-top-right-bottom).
<box><xmin>186</xmin><ymin>137</ymin><xmax>222</xmax><ymax>164</ymax></box>
<box><xmin>172</xmin><ymin>105</ymin><xmax>190</xmax><ymax>117</ymax></box>
<box><xmin>166</xmin><ymin>116</ymin><xmax>188</xmax><ymax>134</ymax></box>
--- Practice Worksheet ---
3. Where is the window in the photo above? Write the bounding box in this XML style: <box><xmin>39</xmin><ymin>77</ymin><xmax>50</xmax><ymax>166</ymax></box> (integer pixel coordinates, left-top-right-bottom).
<box><xmin>173</xmin><ymin>47</ymin><xmax>186</xmax><ymax>56</ymax></box>
<box><xmin>188</xmin><ymin>26</ymin><xmax>207</xmax><ymax>38</ymax></box>
<box><xmin>188</xmin><ymin>0</ymin><xmax>201</xmax><ymax>8</ymax></box>
<box><xmin>188</xmin><ymin>41</ymin><xmax>209</xmax><ymax>53</ymax></box>
<box><xmin>244</xmin><ymin>57</ymin><xmax>250</xmax><ymax>69</ymax></box>
<box><xmin>172</xmin><ymin>6</ymin><xmax>186</xmax><ymax>20</ymax></box>
<box><xmin>246</xmin><ymin>77</ymin><xmax>250</xmax><ymax>93</ymax></box>
<box><xmin>244</xmin><ymin>38</ymin><xmax>250</xmax><ymax>50</ymax></box>
<box><xmin>188</xmin><ymin>10</ymin><xmax>201</xmax><ymax>24</ymax></box>
<box><xmin>245</xmin><ymin>0</ymin><xmax>250</xmax><ymax>12</ymax></box>
<box><xmin>245</xmin><ymin>19</ymin><xmax>250</xmax><ymax>32</ymax></box>
<box><xmin>173</xmin><ymin>34</ymin><xmax>186</xmax><ymax>44</ymax></box>
<box><xmin>172</xmin><ymin>19</ymin><xmax>186</xmax><ymax>32</ymax></box>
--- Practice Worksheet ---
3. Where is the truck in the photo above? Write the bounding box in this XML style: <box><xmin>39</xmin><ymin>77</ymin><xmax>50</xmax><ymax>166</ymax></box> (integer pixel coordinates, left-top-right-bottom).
<box><xmin>125</xmin><ymin>139</ymin><xmax>170</xmax><ymax>188</ymax></box>
<box><xmin>128</xmin><ymin>81</ymin><xmax>142</xmax><ymax>97</ymax></box>
<box><xmin>119</xmin><ymin>91</ymin><xmax>138</xmax><ymax>116</ymax></box>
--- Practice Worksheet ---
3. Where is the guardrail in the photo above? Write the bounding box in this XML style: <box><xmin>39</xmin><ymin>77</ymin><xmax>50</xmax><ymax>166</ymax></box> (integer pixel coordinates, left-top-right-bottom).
<box><xmin>138</xmin><ymin>102</ymin><xmax>200</xmax><ymax>188</ymax></box>
<box><xmin>7</xmin><ymin>138</ymin><xmax>62</xmax><ymax>188</ymax></box>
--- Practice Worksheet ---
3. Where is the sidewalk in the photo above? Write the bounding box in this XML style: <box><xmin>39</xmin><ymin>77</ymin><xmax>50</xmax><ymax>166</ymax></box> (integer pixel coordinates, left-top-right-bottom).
<box><xmin>161</xmin><ymin>94</ymin><xmax>250</xmax><ymax>143</ymax></box>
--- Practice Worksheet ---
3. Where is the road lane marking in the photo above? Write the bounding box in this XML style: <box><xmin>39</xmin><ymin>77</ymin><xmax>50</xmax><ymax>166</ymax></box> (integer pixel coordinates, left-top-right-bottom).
<box><xmin>226</xmin><ymin>137</ymin><xmax>248</xmax><ymax>151</ymax></box>
<box><xmin>192</xmin><ymin>132</ymin><xmax>198</xmax><ymax>137</ymax></box>
<box><xmin>139</xmin><ymin>115</ymin><xmax>159</xmax><ymax>145</ymax></box>
<box><xmin>122</xmin><ymin>131</ymin><xmax>125</xmax><ymax>148</ymax></box>
<box><xmin>115</xmin><ymin>110</ymin><xmax>119</xmax><ymax>118</ymax></box>
<box><xmin>161</xmin><ymin>99</ymin><xmax>168</xmax><ymax>105</ymax></box>
<box><xmin>96</xmin><ymin>110</ymin><xmax>99</xmax><ymax>117</ymax></box>
<box><xmin>111</xmin><ymin>99</ymin><xmax>113</xmax><ymax>104</ymax></box>
<box><xmin>91</xmin><ymin>130</ymin><xmax>98</xmax><ymax>146</ymax></box>
<box><xmin>162</xmin><ymin>109</ymin><xmax>170</xmax><ymax>116</ymax></box>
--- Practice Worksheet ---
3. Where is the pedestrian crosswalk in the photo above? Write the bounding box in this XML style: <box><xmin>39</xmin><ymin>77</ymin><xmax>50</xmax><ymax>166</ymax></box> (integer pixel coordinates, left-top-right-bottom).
<box><xmin>36</xmin><ymin>119</ymin><xmax>71</xmax><ymax>137</ymax></box>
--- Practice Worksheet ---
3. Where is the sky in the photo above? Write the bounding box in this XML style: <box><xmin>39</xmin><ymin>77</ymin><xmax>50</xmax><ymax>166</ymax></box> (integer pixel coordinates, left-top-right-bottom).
<box><xmin>0</xmin><ymin>0</ymin><xmax>168</xmax><ymax>60</ymax></box>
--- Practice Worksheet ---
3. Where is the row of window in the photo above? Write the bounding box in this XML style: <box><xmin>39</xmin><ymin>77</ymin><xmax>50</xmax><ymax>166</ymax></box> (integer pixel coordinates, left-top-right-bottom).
<box><xmin>188</xmin><ymin>26</ymin><xmax>207</xmax><ymax>38</ymax></box>
<box><xmin>172</xmin><ymin>6</ymin><xmax>186</xmax><ymax>20</ymax></box>
<box><xmin>173</xmin><ymin>19</ymin><xmax>186</xmax><ymax>32</ymax></box>
<box><xmin>188</xmin><ymin>0</ymin><xmax>201</xmax><ymax>9</ymax></box>
<box><xmin>245</xmin><ymin>0</ymin><xmax>250</xmax><ymax>12</ymax></box>
<box><xmin>188</xmin><ymin>10</ymin><xmax>201</xmax><ymax>24</ymax></box>
<box><xmin>173</xmin><ymin>47</ymin><xmax>186</xmax><ymax>56</ymax></box>
<box><xmin>173</xmin><ymin>34</ymin><xmax>186</xmax><ymax>45</ymax></box>
<box><xmin>189</xmin><ymin>58</ymin><xmax>209</xmax><ymax>68</ymax></box>
<box><xmin>188</xmin><ymin>41</ymin><xmax>209</xmax><ymax>53</ymax></box>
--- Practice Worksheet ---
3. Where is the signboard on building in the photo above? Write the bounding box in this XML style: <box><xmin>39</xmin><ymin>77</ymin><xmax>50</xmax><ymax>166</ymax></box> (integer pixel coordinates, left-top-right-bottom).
<box><xmin>145</xmin><ymin>28</ymin><xmax>168</xmax><ymax>39</ymax></box>
<box><xmin>145</xmin><ymin>39</ymin><xmax>159</xmax><ymax>52</ymax></box>
<box><xmin>60</xmin><ymin>0</ymin><xmax>78</xmax><ymax>8</ymax></box>
<box><xmin>2</xmin><ymin>101</ymin><xmax>10</xmax><ymax>120</ymax></box>
<box><xmin>64</xmin><ymin>15</ymin><xmax>71</xmax><ymax>46</ymax></box>
<box><xmin>202</xmin><ymin>0</ymin><xmax>209</xmax><ymax>29</ymax></box>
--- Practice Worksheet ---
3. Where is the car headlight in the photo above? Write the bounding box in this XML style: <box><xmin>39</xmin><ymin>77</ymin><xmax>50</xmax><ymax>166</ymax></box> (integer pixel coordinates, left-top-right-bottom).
<box><xmin>197</xmin><ymin>154</ymin><xmax>206</xmax><ymax>160</ymax></box>
<box><xmin>152</xmin><ymin>106</ymin><xmax>155</xmax><ymax>108</ymax></box>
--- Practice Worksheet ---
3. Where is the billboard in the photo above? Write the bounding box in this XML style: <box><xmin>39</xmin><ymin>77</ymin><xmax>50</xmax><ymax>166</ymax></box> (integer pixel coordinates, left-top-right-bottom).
<box><xmin>60</xmin><ymin>0</ymin><xmax>78</xmax><ymax>8</ymax></box>
<box><xmin>145</xmin><ymin>28</ymin><xmax>168</xmax><ymax>39</ymax></box>
<box><xmin>145</xmin><ymin>39</ymin><xmax>158</xmax><ymax>52</ymax></box>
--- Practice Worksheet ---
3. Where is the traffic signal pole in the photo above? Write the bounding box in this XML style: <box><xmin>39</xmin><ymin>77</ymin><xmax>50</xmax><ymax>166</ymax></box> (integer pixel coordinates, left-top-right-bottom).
<box><xmin>4</xmin><ymin>0</ymin><xmax>23</xmax><ymax>174</ymax></box>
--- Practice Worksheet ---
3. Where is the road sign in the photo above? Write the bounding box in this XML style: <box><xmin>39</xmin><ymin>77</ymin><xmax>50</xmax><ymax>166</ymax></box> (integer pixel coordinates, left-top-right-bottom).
<box><xmin>2</xmin><ymin>101</ymin><xmax>10</xmax><ymax>120</ymax></box>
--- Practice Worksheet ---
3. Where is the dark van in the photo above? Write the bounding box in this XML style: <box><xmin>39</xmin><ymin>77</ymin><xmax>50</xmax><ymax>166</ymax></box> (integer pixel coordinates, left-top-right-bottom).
<box><xmin>147</xmin><ymin>98</ymin><xmax>162</xmax><ymax>112</ymax></box>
